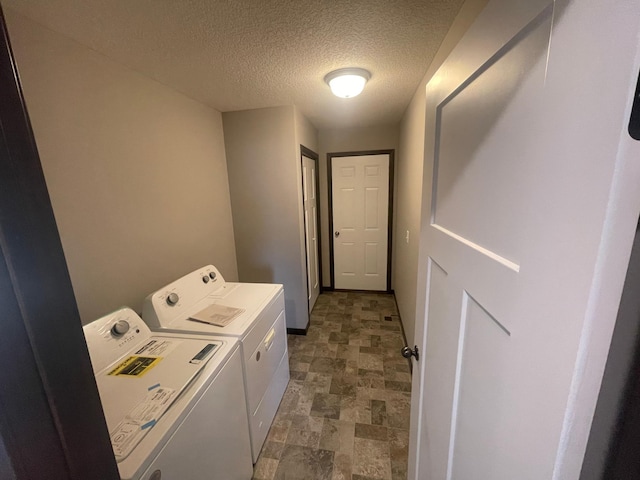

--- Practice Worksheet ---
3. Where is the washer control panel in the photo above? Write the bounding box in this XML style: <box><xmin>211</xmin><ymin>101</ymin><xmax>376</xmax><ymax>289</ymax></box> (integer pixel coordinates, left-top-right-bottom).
<box><xmin>83</xmin><ymin>307</ymin><xmax>152</xmax><ymax>374</ymax></box>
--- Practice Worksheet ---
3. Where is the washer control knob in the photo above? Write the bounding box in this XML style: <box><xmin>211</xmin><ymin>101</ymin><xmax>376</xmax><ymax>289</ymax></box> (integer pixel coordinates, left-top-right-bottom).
<box><xmin>166</xmin><ymin>292</ymin><xmax>179</xmax><ymax>306</ymax></box>
<box><xmin>202</xmin><ymin>276</ymin><xmax>210</xmax><ymax>284</ymax></box>
<box><xmin>209</xmin><ymin>271</ymin><xmax>217</xmax><ymax>281</ymax></box>
<box><xmin>111</xmin><ymin>320</ymin><xmax>130</xmax><ymax>336</ymax></box>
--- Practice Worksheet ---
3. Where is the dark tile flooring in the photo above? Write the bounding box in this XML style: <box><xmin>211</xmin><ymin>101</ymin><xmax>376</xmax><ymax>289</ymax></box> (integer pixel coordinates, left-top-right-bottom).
<box><xmin>253</xmin><ymin>291</ymin><xmax>412</xmax><ymax>480</ymax></box>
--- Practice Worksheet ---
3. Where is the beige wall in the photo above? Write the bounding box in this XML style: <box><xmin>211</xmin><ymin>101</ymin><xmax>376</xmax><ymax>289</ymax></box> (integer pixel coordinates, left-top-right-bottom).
<box><xmin>6</xmin><ymin>11</ymin><xmax>238</xmax><ymax>323</ymax></box>
<box><xmin>223</xmin><ymin>106</ymin><xmax>318</xmax><ymax>330</ymax></box>
<box><xmin>393</xmin><ymin>0</ymin><xmax>489</xmax><ymax>346</ymax></box>
<box><xmin>317</xmin><ymin>125</ymin><xmax>400</xmax><ymax>288</ymax></box>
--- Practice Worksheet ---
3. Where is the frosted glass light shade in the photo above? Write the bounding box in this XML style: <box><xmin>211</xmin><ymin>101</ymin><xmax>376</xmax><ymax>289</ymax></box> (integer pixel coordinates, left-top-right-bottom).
<box><xmin>325</xmin><ymin>68</ymin><xmax>371</xmax><ymax>98</ymax></box>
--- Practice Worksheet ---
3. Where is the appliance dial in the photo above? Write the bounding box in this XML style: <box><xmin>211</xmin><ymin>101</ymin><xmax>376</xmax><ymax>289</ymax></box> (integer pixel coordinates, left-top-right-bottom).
<box><xmin>111</xmin><ymin>320</ymin><xmax>130</xmax><ymax>336</ymax></box>
<box><xmin>166</xmin><ymin>292</ymin><xmax>179</xmax><ymax>306</ymax></box>
<box><xmin>209</xmin><ymin>271</ymin><xmax>217</xmax><ymax>281</ymax></box>
<box><xmin>202</xmin><ymin>276</ymin><xmax>210</xmax><ymax>283</ymax></box>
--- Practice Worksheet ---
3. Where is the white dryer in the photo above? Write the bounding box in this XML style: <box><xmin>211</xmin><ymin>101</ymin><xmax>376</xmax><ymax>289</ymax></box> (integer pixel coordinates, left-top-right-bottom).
<box><xmin>142</xmin><ymin>265</ymin><xmax>290</xmax><ymax>462</ymax></box>
<box><xmin>83</xmin><ymin>307</ymin><xmax>253</xmax><ymax>480</ymax></box>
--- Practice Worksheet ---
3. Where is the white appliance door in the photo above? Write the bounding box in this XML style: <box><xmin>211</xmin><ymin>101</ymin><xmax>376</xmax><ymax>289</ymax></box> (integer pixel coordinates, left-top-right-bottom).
<box><xmin>409</xmin><ymin>0</ymin><xmax>640</xmax><ymax>479</ymax></box>
<box><xmin>244</xmin><ymin>309</ymin><xmax>289</xmax><ymax>461</ymax></box>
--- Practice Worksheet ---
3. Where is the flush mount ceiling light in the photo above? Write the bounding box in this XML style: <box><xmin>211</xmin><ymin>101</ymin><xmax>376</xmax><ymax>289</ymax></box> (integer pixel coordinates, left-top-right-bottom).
<box><xmin>324</xmin><ymin>68</ymin><xmax>371</xmax><ymax>98</ymax></box>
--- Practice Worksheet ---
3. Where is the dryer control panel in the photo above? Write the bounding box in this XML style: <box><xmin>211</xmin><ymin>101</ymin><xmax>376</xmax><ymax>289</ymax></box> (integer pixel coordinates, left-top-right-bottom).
<box><xmin>142</xmin><ymin>265</ymin><xmax>228</xmax><ymax>328</ymax></box>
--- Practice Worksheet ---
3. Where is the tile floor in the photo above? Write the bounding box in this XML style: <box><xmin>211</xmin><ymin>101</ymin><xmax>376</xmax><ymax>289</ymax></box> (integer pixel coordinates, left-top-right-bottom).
<box><xmin>252</xmin><ymin>291</ymin><xmax>412</xmax><ymax>480</ymax></box>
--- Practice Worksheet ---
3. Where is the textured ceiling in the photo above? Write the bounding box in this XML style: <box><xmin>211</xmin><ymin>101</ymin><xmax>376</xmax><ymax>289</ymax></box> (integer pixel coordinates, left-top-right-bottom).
<box><xmin>3</xmin><ymin>0</ymin><xmax>465</xmax><ymax>129</ymax></box>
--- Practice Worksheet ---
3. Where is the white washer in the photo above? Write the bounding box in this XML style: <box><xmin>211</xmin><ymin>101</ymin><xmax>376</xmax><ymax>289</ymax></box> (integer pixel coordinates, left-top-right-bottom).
<box><xmin>83</xmin><ymin>307</ymin><xmax>253</xmax><ymax>480</ymax></box>
<box><xmin>142</xmin><ymin>265</ymin><xmax>290</xmax><ymax>462</ymax></box>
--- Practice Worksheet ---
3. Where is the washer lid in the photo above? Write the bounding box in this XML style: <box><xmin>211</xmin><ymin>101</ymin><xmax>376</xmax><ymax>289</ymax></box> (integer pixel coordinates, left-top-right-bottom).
<box><xmin>113</xmin><ymin>334</ymin><xmax>238</xmax><ymax>480</ymax></box>
<box><xmin>95</xmin><ymin>334</ymin><xmax>222</xmax><ymax>435</ymax></box>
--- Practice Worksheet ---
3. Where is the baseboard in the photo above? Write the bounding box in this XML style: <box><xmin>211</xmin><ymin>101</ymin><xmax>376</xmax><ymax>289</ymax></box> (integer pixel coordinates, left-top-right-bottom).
<box><xmin>287</xmin><ymin>320</ymin><xmax>310</xmax><ymax>335</ymax></box>
<box><xmin>330</xmin><ymin>288</ymin><xmax>395</xmax><ymax>294</ymax></box>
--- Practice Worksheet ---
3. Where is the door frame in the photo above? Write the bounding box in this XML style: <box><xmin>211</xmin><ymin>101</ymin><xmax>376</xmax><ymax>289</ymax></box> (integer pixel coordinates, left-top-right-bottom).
<box><xmin>327</xmin><ymin>149</ymin><xmax>394</xmax><ymax>291</ymax></box>
<box><xmin>300</xmin><ymin>145</ymin><xmax>323</xmax><ymax>310</ymax></box>
<box><xmin>581</xmin><ymin>217</ymin><xmax>640</xmax><ymax>478</ymax></box>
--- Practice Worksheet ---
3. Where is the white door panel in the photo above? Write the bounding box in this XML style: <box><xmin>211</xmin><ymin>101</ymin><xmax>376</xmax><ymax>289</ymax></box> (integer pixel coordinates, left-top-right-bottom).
<box><xmin>332</xmin><ymin>154</ymin><xmax>390</xmax><ymax>290</ymax></box>
<box><xmin>410</xmin><ymin>0</ymin><xmax>640</xmax><ymax>479</ymax></box>
<box><xmin>450</xmin><ymin>292</ymin><xmax>517</xmax><ymax>479</ymax></box>
<box><xmin>425</xmin><ymin>5</ymin><xmax>571</xmax><ymax>477</ymax></box>
<box><xmin>433</xmin><ymin>9</ymin><xmax>550</xmax><ymax>265</ymax></box>
<box><xmin>302</xmin><ymin>155</ymin><xmax>320</xmax><ymax>311</ymax></box>
<box><xmin>419</xmin><ymin>258</ymin><xmax>461</xmax><ymax>480</ymax></box>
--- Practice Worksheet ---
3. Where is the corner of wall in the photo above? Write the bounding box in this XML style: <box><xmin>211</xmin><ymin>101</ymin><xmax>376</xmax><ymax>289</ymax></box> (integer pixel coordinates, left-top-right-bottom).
<box><xmin>222</xmin><ymin>105</ymin><xmax>311</xmax><ymax>330</ymax></box>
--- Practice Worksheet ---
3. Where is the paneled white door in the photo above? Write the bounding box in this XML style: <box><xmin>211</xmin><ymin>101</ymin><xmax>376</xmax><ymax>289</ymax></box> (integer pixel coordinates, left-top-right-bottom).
<box><xmin>409</xmin><ymin>1</ymin><xmax>640</xmax><ymax>479</ymax></box>
<box><xmin>331</xmin><ymin>154</ymin><xmax>390</xmax><ymax>291</ymax></box>
<box><xmin>302</xmin><ymin>154</ymin><xmax>320</xmax><ymax>311</ymax></box>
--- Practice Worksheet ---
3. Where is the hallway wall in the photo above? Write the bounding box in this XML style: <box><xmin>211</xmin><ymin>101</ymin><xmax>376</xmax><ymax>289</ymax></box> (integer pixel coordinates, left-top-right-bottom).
<box><xmin>393</xmin><ymin>0</ymin><xmax>489</xmax><ymax>347</ymax></box>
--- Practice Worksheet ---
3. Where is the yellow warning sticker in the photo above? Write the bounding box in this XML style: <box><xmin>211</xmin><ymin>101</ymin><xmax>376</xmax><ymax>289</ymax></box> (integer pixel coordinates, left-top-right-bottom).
<box><xmin>108</xmin><ymin>356</ymin><xmax>162</xmax><ymax>377</ymax></box>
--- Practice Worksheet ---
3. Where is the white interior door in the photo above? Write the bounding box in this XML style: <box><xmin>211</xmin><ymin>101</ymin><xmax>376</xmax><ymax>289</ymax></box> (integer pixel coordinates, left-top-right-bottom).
<box><xmin>409</xmin><ymin>1</ymin><xmax>640</xmax><ymax>479</ymax></box>
<box><xmin>331</xmin><ymin>153</ymin><xmax>390</xmax><ymax>291</ymax></box>
<box><xmin>302</xmin><ymin>154</ymin><xmax>320</xmax><ymax>311</ymax></box>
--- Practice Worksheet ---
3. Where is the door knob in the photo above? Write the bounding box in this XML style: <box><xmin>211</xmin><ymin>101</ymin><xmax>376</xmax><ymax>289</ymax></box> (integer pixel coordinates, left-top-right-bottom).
<box><xmin>334</xmin><ymin>231</ymin><xmax>340</xmax><ymax>237</ymax></box>
<box><xmin>401</xmin><ymin>345</ymin><xmax>419</xmax><ymax>361</ymax></box>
